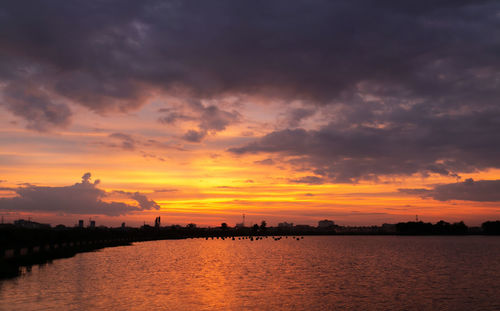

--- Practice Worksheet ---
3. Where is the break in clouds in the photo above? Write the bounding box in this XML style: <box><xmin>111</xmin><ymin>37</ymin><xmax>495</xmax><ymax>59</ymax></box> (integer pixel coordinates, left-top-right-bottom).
<box><xmin>0</xmin><ymin>173</ymin><xmax>160</xmax><ymax>216</ymax></box>
<box><xmin>1</xmin><ymin>1</ymin><xmax>500</xmax><ymax>181</ymax></box>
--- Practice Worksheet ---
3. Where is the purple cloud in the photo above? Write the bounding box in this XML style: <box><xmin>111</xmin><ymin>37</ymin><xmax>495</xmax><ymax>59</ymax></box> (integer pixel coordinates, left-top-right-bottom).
<box><xmin>0</xmin><ymin>173</ymin><xmax>160</xmax><ymax>216</ymax></box>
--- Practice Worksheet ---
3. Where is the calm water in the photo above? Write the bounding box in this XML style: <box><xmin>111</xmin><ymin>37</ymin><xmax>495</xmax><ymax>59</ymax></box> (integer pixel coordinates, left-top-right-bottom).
<box><xmin>1</xmin><ymin>236</ymin><xmax>500</xmax><ymax>310</ymax></box>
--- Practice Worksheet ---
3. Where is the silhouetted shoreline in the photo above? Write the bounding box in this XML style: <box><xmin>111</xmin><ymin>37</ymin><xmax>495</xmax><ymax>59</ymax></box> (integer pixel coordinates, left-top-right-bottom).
<box><xmin>1</xmin><ymin>219</ymin><xmax>500</xmax><ymax>279</ymax></box>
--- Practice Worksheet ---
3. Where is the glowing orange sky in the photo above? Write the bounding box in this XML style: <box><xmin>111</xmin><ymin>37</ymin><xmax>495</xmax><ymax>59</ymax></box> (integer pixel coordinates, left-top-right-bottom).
<box><xmin>1</xmin><ymin>1</ymin><xmax>500</xmax><ymax>227</ymax></box>
<box><xmin>1</xmin><ymin>102</ymin><xmax>499</xmax><ymax>227</ymax></box>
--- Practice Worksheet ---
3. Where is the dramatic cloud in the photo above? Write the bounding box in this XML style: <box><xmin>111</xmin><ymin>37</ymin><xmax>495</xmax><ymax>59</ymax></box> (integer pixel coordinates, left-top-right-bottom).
<box><xmin>2</xmin><ymin>0</ymin><xmax>500</xmax><ymax>189</ymax></box>
<box><xmin>1</xmin><ymin>0</ymin><xmax>499</xmax><ymax>129</ymax></box>
<box><xmin>0</xmin><ymin>173</ymin><xmax>160</xmax><ymax>216</ymax></box>
<box><xmin>158</xmin><ymin>109</ymin><xmax>195</xmax><ymax>125</ymax></box>
<box><xmin>160</xmin><ymin>101</ymin><xmax>240</xmax><ymax>142</ymax></box>
<box><xmin>280</xmin><ymin>108</ymin><xmax>316</xmax><ymax>128</ymax></box>
<box><xmin>399</xmin><ymin>179</ymin><xmax>500</xmax><ymax>202</ymax></box>
<box><xmin>230</xmin><ymin>108</ymin><xmax>500</xmax><ymax>182</ymax></box>
<box><xmin>1</xmin><ymin>83</ymin><xmax>72</xmax><ymax>131</ymax></box>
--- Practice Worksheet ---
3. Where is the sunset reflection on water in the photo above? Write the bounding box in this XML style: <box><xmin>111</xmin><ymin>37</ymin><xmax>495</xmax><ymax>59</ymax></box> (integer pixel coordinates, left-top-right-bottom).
<box><xmin>2</xmin><ymin>236</ymin><xmax>500</xmax><ymax>310</ymax></box>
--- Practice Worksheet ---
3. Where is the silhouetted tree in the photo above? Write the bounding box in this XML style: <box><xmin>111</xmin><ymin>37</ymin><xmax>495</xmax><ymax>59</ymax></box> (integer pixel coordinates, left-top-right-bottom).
<box><xmin>252</xmin><ymin>224</ymin><xmax>259</xmax><ymax>233</ymax></box>
<box><xmin>260</xmin><ymin>220</ymin><xmax>267</xmax><ymax>231</ymax></box>
<box><xmin>396</xmin><ymin>220</ymin><xmax>468</xmax><ymax>235</ymax></box>
<box><xmin>434</xmin><ymin>220</ymin><xmax>450</xmax><ymax>234</ymax></box>
<box><xmin>482</xmin><ymin>221</ymin><xmax>500</xmax><ymax>234</ymax></box>
<box><xmin>396</xmin><ymin>221</ymin><xmax>433</xmax><ymax>234</ymax></box>
<box><xmin>221</xmin><ymin>223</ymin><xmax>228</xmax><ymax>230</ymax></box>
<box><xmin>450</xmin><ymin>221</ymin><xmax>468</xmax><ymax>234</ymax></box>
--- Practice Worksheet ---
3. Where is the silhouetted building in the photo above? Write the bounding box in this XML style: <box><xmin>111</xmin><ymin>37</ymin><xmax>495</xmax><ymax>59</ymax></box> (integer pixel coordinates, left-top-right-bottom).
<box><xmin>13</xmin><ymin>219</ymin><xmax>50</xmax><ymax>229</ymax></box>
<box><xmin>121</xmin><ymin>222</ymin><xmax>126</xmax><ymax>229</ymax></box>
<box><xmin>89</xmin><ymin>220</ymin><xmax>96</xmax><ymax>228</ymax></box>
<box><xmin>318</xmin><ymin>219</ymin><xmax>335</xmax><ymax>229</ymax></box>
<box><xmin>78</xmin><ymin>220</ymin><xmax>84</xmax><ymax>228</ymax></box>
<box><xmin>236</xmin><ymin>214</ymin><xmax>246</xmax><ymax>228</ymax></box>
<box><xmin>294</xmin><ymin>224</ymin><xmax>313</xmax><ymax>230</ymax></box>
<box><xmin>381</xmin><ymin>223</ymin><xmax>396</xmax><ymax>233</ymax></box>
<box><xmin>278</xmin><ymin>222</ymin><xmax>293</xmax><ymax>228</ymax></box>
<box><xmin>154</xmin><ymin>216</ymin><xmax>161</xmax><ymax>228</ymax></box>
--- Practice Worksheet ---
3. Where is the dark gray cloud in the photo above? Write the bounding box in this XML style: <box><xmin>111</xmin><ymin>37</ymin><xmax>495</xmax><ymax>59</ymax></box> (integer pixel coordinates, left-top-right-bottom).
<box><xmin>1</xmin><ymin>0</ymin><xmax>499</xmax><ymax>128</ymax></box>
<box><xmin>0</xmin><ymin>173</ymin><xmax>160</xmax><ymax>216</ymax></box>
<box><xmin>160</xmin><ymin>101</ymin><xmax>240</xmax><ymax>142</ymax></box>
<box><xmin>109</xmin><ymin>132</ymin><xmax>136</xmax><ymax>150</ymax></box>
<box><xmin>399</xmin><ymin>179</ymin><xmax>500</xmax><ymax>202</ymax></box>
<box><xmin>281</xmin><ymin>108</ymin><xmax>316</xmax><ymax>128</ymax></box>
<box><xmin>1</xmin><ymin>83</ymin><xmax>71</xmax><ymax>131</ymax></box>
<box><xmin>230</xmin><ymin>107</ymin><xmax>500</xmax><ymax>182</ymax></box>
<box><xmin>140</xmin><ymin>151</ymin><xmax>165</xmax><ymax>162</ymax></box>
<box><xmin>158</xmin><ymin>109</ymin><xmax>195</xmax><ymax>125</ymax></box>
<box><xmin>182</xmin><ymin>129</ymin><xmax>207</xmax><ymax>143</ymax></box>
<box><xmin>290</xmin><ymin>176</ymin><xmax>325</xmax><ymax>185</ymax></box>
<box><xmin>112</xmin><ymin>190</ymin><xmax>160</xmax><ymax>210</ymax></box>
<box><xmin>153</xmin><ymin>188</ymin><xmax>178</xmax><ymax>193</ymax></box>
<box><xmin>198</xmin><ymin>103</ymin><xmax>240</xmax><ymax>133</ymax></box>
<box><xmin>254</xmin><ymin>158</ymin><xmax>275</xmax><ymax>165</ymax></box>
<box><xmin>104</xmin><ymin>132</ymin><xmax>181</xmax><ymax>158</ymax></box>
<box><xmin>2</xmin><ymin>0</ymin><xmax>500</xmax><ymax>184</ymax></box>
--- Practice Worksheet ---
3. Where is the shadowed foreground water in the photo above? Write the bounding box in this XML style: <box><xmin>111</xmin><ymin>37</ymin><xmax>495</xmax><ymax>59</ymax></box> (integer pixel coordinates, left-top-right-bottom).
<box><xmin>1</xmin><ymin>236</ymin><xmax>500</xmax><ymax>310</ymax></box>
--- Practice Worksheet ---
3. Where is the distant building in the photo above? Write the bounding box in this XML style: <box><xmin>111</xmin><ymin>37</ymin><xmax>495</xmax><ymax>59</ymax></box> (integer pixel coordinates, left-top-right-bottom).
<box><xmin>154</xmin><ymin>216</ymin><xmax>161</xmax><ymax>228</ymax></box>
<box><xmin>78</xmin><ymin>220</ymin><xmax>84</xmax><ymax>228</ymax></box>
<box><xmin>235</xmin><ymin>214</ymin><xmax>246</xmax><ymax>228</ymax></box>
<box><xmin>89</xmin><ymin>220</ymin><xmax>96</xmax><ymax>228</ymax></box>
<box><xmin>13</xmin><ymin>219</ymin><xmax>50</xmax><ymax>229</ymax></box>
<box><xmin>278</xmin><ymin>222</ymin><xmax>293</xmax><ymax>228</ymax></box>
<box><xmin>121</xmin><ymin>222</ymin><xmax>126</xmax><ymax>229</ymax></box>
<box><xmin>294</xmin><ymin>224</ymin><xmax>313</xmax><ymax>230</ymax></box>
<box><xmin>318</xmin><ymin>219</ymin><xmax>335</xmax><ymax>229</ymax></box>
<box><xmin>381</xmin><ymin>223</ymin><xmax>396</xmax><ymax>233</ymax></box>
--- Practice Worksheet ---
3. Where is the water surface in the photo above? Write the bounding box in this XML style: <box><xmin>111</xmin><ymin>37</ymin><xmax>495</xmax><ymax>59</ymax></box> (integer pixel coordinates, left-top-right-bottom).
<box><xmin>1</xmin><ymin>236</ymin><xmax>500</xmax><ymax>310</ymax></box>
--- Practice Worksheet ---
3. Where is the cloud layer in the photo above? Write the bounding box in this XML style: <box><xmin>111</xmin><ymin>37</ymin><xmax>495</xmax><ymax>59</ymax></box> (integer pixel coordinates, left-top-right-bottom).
<box><xmin>1</xmin><ymin>1</ymin><xmax>500</xmax><ymax>186</ymax></box>
<box><xmin>230</xmin><ymin>107</ymin><xmax>500</xmax><ymax>182</ymax></box>
<box><xmin>1</xmin><ymin>1</ymin><xmax>500</xmax><ymax>129</ymax></box>
<box><xmin>0</xmin><ymin>173</ymin><xmax>160</xmax><ymax>216</ymax></box>
<box><xmin>399</xmin><ymin>179</ymin><xmax>500</xmax><ymax>202</ymax></box>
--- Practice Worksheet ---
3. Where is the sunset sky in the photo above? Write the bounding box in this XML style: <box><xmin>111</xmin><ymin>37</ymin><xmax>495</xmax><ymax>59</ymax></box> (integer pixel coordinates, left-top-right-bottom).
<box><xmin>1</xmin><ymin>1</ymin><xmax>500</xmax><ymax>227</ymax></box>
